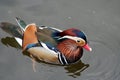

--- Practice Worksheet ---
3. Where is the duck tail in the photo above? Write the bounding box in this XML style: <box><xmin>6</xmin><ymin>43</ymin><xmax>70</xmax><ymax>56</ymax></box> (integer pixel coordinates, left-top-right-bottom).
<box><xmin>0</xmin><ymin>22</ymin><xmax>23</xmax><ymax>38</ymax></box>
<box><xmin>0</xmin><ymin>17</ymin><xmax>27</xmax><ymax>47</ymax></box>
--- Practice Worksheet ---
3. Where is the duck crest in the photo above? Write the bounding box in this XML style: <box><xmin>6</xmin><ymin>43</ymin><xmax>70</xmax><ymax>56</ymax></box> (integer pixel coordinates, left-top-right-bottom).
<box><xmin>22</xmin><ymin>23</ymin><xmax>38</xmax><ymax>50</ymax></box>
<box><xmin>59</xmin><ymin>28</ymin><xmax>77</xmax><ymax>37</ymax></box>
<box><xmin>57</xmin><ymin>39</ymin><xmax>83</xmax><ymax>63</ymax></box>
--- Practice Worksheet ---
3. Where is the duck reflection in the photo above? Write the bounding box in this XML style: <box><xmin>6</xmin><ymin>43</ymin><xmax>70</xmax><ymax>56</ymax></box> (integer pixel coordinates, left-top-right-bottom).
<box><xmin>1</xmin><ymin>37</ymin><xmax>21</xmax><ymax>49</ymax></box>
<box><xmin>1</xmin><ymin>37</ymin><xmax>44</xmax><ymax>62</ymax></box>
<box><xmin>64</xmin><ymin>60</ymin><xmax>89</xmax><ymax>78</ymax></box>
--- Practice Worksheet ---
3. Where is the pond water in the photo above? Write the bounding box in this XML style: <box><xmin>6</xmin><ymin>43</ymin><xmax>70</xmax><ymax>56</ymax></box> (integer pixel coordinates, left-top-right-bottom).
<box><xmin>0</xmin><ymin>0</ymin><xmax>120</xmax><ymax>80</ymax></box>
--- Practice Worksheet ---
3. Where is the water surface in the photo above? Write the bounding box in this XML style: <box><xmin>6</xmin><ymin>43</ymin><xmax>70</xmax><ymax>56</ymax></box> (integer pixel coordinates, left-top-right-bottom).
<box><xmin>0</xmin><ymin>0</ymin><xmax>120</xmax><ymax>80</ymax></box>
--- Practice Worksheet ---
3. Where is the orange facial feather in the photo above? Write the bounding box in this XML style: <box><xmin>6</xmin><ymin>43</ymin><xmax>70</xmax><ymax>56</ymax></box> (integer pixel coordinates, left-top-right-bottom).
<box><xmin>57</xmin><ymin>39</ymin><xmax>83</xmax><ymax>63</ymax></box>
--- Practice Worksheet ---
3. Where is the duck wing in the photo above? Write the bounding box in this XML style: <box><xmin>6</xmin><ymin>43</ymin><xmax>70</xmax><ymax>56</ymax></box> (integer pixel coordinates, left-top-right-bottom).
<box><xmin>15</xmin><ymin>17</ymin><xmax>62</xmax><ymax>46</ymax></box>
<box><xmin>36</xmin><ymin>26</ymin><xmax>61</xmax><ymax>46</ymax></box>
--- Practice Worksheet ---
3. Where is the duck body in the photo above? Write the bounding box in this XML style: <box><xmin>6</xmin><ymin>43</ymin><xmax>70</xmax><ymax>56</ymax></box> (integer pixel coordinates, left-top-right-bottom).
<box><xmin>0</xmin><ymin>17</ymin><xmax>92</xmax><ymax>65</ymax></box>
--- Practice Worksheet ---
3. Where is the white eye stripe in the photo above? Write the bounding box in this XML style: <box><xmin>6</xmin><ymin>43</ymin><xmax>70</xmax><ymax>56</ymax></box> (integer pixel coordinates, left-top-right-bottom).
<box><xmin>58</xmin><ymin>36</ymin><xmax>85</xmax><ymax>42</ymax></box>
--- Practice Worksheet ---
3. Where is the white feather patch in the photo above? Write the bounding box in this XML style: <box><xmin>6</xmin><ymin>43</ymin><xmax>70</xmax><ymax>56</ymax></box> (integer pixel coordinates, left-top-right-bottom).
<box><xmin>40</xmin><ymin>42</ymin><xmax>58</xmax><ymax>55</ymax></box>
<box><xmin>58</xmin><ymin>36</ymin><xmax>85</xmax><ymax>42</ymax></box>
<box><xmin>15</xmin><ymin>37</ymin><xmax>22</xmax><ymax>46</ymax></box>
<box><xmin>49</xmin><ymin>27</ymin><xmax>62</xmax><ymax>32</ymax></box>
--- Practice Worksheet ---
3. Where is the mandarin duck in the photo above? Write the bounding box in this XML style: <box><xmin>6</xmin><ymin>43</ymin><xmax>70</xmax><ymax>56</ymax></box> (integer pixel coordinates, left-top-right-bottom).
<box><xmin>0</xmin><ymin>17</ymin><xmax>92</xmax><ymax>65</ymax></box>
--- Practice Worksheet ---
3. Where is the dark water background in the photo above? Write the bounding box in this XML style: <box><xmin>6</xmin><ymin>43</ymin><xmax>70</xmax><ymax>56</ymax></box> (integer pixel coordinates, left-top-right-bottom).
<box><xmin>0</xmin><ymin>0</ymin><xmax>120</xmax><ymax>80</ymax></box>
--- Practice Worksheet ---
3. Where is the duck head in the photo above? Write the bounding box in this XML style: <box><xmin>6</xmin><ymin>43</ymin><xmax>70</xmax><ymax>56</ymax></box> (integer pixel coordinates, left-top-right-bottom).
<box><xmin>58</xmin><ymin>28</ymin><xmax>92</xmax><ymax>52</ymax></box>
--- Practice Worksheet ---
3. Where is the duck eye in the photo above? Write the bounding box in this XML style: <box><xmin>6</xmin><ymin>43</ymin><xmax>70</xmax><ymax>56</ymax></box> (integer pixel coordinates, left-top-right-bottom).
<box><xmin>77</xmin><ymin>40</ymin><xmax>80</xmax><ymax>43</ymax></box>
<box><xmin>76</xmin><ymin>39</ymin><xmax>86</xmax><ymax>46</ymax></box>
